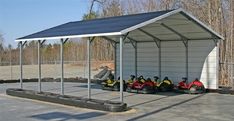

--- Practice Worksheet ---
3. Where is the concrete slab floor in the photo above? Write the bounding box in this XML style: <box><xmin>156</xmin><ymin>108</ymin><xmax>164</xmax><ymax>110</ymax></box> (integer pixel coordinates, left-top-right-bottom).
<box><xmin>0</xmin><ymin>82</ymin><xmax>234</xmax><ymax>121</ymax></box>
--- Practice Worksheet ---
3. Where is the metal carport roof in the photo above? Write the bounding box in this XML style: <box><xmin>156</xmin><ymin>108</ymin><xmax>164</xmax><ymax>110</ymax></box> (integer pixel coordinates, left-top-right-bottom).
<box><xmin>16</xmin><ymin>8</ymin><xmax>224</xmax><ymax>41</ymax></box>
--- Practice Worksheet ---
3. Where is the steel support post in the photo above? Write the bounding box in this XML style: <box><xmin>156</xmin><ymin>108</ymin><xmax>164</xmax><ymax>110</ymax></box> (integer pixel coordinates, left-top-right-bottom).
<box><xmin>184</xmin><ymin>41</ymin><xmax>188</xmax><ymax>80</ymax></box>
<box><xmin>119</xmin><ymin>36</ymin><xmax>123</xmax><ymax>102</ymax></box>
<box><xmin>138</xmin><ymin>28</ymin><xmax>162</xmax><ymax>79</ymax></box>
<box><xmin>10</xmin><ymin>48</ymin><xmax>12</xmax><ymax>80</ymax></box>
<box><xmin>215</xmin><ymin>40</ymin><xmax>221</xmax><ymax>89</ymax></box>
<box><xmin>38</xmin><ymin>40</ymin><xmax>41</xmax><ymax>92</ymax></box>
<box><xmin>161</xmin><ymin>23</ymin><xmax>189</xmax><ymax>80</ymax></box>
<box><xmin>87</xmin><ymin>38</ymin><xmax>91</xmax><ymax>99</ymax></box>
<box><xmin>60</xmin><ymin>39</ymin><xmax>64</xmax><ymax>95</ymax></box>
<box><xmin>231</xmin><ymin>62</ymin><xmax>234</xmax><ymax>89</ymax></box>
<box><xmin>19</xmin><ymin>41</ymin><xmax>23</xmax><ymax>89</ymax></box>
<box><xmin>158</xmin><ymin>41</ymin><xmax>161</xmax><ymax>80</ymax></box>
<box><xmin>114</xmin><ymin>43</ymin><xmax>117</xmax><ymax>80</ymax></box>
<box><xmin>135</xmin><ymin>42</ymin><xmax>137</xmax><ymax>78</ymax></box>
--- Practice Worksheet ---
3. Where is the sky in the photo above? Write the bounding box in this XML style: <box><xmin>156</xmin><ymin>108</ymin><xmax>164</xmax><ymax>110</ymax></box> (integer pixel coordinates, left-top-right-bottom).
<box><xmin>0</xmin><ymin>0</ymin><xmax>92</xmax><ymax>48</ymax></box>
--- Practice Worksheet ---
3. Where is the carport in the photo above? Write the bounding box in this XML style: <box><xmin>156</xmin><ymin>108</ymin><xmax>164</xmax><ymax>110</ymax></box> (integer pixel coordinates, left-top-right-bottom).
<box><xmin>15</xmin><ymin>8</ymin><xmax>223</xmax><ymax>103</ymax></box>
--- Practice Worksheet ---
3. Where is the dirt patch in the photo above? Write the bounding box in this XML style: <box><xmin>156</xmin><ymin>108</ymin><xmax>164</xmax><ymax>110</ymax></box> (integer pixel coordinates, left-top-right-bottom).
<box><xmin>66</xmin><ymin>61</ymin><xmax>114</xmax><ymax>71</ymax></box>
<box><xmin>0</xmin><ymin>61</ymin><xmax>114</xmax><ymax>80</ymax></box>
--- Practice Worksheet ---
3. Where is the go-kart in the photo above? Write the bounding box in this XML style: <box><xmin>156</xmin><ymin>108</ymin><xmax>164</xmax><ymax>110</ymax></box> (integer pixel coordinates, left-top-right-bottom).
<box><xmin>174</xmin><ymin>78</ymin><xmax>205</xmax><ymax>94</ymax></box>
<box><xmin>126</xmin><ymin>76</ymin><xmax>156</xmax><ymax>94</ymax></box>
<box><xmin>154</xmin><ymin>76</ymin><xmax>174</xmax><ymax>92</ymax></box>
<box><xmin>101</xmin><ymin>73</ymin><xmax>126</xmax><ymax>91</ymax></box>
<box><xmin>126</xmin><ymin>75</ymin><xmax>136</xmax><ymax>85</ymax></box>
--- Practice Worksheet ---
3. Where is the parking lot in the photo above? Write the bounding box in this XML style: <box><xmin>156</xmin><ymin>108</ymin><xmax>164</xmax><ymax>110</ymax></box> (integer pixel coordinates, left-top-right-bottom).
<box><xmin>1</xmin><ymin>82</ymin><xmax>234</xmax><ymax>121</ymax></box>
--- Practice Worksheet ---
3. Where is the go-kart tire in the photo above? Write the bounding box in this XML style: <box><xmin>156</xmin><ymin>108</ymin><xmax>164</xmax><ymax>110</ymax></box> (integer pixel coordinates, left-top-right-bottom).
<box><xmin>113</xmin><ymin>84</ymin><xmax>120</xmax><ymax>91</ymax></box>
<box><xmin>159</xmin><ymin>83</ymin><xmax>171</xmax><ymax>92</ymax></box>
<box><xmin>126</xmin><ymin>86</ymin><xmax>131</xmax><ymax>92</ymax></box>
<box><xmin>123</xmin><ymin>84</ymin><xmax>127</xmax><ymax>91</ymax></box>
<box><xmin>159</xmin><ymin>84</ymin><xmax>168</xmax><ymax>92</ymax></box>
<box><xmin>101</xmin><ymin>85</ymin><xmax>106</xmax><ymax>90</ymax></box>
<box><xmin>189</xmin><ymin>85</ymin><xmax>204</xmax><ymax>94</ymax></box>
<box><xmin>142</xmin><ymin>86</ymin><xmax>153</xmax><ymax>94</ymax></box>
<box><xmin>154</xmin><ymin>87</ymin><xmax>159</xmax><ymax>92</ymax></box>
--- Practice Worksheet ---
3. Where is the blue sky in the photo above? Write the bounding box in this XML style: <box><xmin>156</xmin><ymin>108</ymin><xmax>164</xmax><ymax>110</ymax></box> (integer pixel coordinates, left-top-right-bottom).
<box><xmin>0</xmin><ymin>0</ymin><xmax>92</xmax><ymax>47</ymax></box>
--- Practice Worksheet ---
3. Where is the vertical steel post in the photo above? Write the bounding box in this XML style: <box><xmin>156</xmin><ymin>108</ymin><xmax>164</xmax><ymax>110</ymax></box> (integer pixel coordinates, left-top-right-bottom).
<box><xmin>135</xmin><ymin>42</ymin><xmax>137</xmax><ymax>78</ymax></box>
<box><xmin>87</xmin><ymin>38</ymin><xmax>91</xmax><ymax>99</ymax></box>
<box><xmin>114</xmin><ymin>43</ymin><xmax>117</xmax><ymax>80</ymax></box>
<box><xmin>10</xmin><ymin>46</ymin><xmax>12</xmax><ymax>80</ymax></box>
<box><xmin>38</xmin><ymin>40</ymin><xmax>41</xmax><ymax>92</ymax></box>
<box><xmin>185</xmin><ymin>41</ymin><xmax>188</xmax><ymax>80</ymax></box>
<box><xmin>231</xmin><ymin>63</ymin><xmax>233</xmax><ymax>89</ymax></box>
<box><xmin>119</xmin><ymin>36</ymin><xmax>123</xmax><ymax>102</ymax></box>
<box><xmin>158</xmin><ymin>41</ymin><xmax>161</xmax><ymax>80</ymax></box>
<box><xmin>216</xmin><ymin>41</ymin><xmax>220</xmax><ymax>89</ymax></box>
<box><xmin>19</xmin><ymin>41</ymin><xmax>23</xmax><ymax>89</ymax></box>
<box><xmin>60</xmin><ymin>39</ymin><xmax>64</xmax><ymax>95</ymax></box>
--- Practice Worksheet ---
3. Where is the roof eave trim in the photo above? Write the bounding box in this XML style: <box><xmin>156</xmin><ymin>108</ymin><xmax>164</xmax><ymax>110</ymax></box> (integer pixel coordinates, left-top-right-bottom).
<box><xmin>15</xmin><ymin>32</ymin><xmax>122</xmax><ymax>42</ymax></box>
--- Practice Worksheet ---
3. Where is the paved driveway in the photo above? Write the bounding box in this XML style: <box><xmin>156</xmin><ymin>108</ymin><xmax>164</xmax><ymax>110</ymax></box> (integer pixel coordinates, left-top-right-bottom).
<box><xmin>0</xmin><ymin>82</ymin><xmax>234</xmax><ymax>121</ymax></box>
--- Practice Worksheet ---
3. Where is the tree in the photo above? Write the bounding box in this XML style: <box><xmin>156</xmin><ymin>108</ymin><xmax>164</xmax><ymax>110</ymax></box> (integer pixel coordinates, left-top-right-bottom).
<box><xmin>83</xmin><ymin>11</ymin><xmax>98</xmax><ymax>20</ymax></box>
<box><xmin>160</xmin><ymin>0</ymin><xmax>176</xmax><ymax>10</ymax></box>
<box><xmin>100</xmin><ymin>0</ymin><xmax>123</xmax><ymax>17</ymax></box>
<box><xmin>231</xmin><ymin>0</ymin><xmax>234</xmax><ymax>89</ymax></box>
<box><xmin>0</xmin><ymin>33</ymin><xmax>4</xmax><ymax>65</ymax></box>
<box><xmin>0</xmin><ymin>33</ymin><xmax>4</xmax><ymax>51</ymax></box>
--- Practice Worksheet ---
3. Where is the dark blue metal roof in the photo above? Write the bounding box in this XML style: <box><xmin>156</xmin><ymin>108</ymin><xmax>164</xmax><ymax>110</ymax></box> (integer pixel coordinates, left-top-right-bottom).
<box><xmin>17</xmin><ymin>10</ymin><xmax>174</xmax><ymax>40</ymax></box>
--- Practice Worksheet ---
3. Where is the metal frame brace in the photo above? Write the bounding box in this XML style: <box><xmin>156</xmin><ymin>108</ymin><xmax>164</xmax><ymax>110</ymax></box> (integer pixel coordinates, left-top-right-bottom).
<box><xmin>22</xmin><ymin>41</ymin><xmax>27</xmax><ymax>47</ymax></box>
<box><xmin>63</xmin><ymin>38</ymin><xmax>69</xmax><ymax>44</ymax></box>
<box><xmin>89</xmin><ymin>37</ymin><xmax>95</xmax><ymax>44</ymax></box>
<box><xmin>127</xmin><ymin>36</ymin><xmax>137</xmax><ymax>49</ymax></box>
<box><xmin>138</xmin><ymin>28</ymin><xmax>162</xmax><ymax>79</ymax></box>
<box><xmin>40</xmin><ymin>39</ymin><xmax>46</xmax><ymax>46</ymax></box>
<box><xmin>161</xmin><ymin>23</ymin><xmax>189</xmax><ymax>40</ymax></box>
<box><xmin>122</xmin><ymin>32</ymin><xmax>130</xmax><ymax>44</ymax></box>
<box><xmin>138</xmin><ymin>28</ymin><xmax>161</xmax><ymax>48</ymax></box>
<box><xmin>102</xmin><ymin>36</ymin><xmax>116</xmax><ymax>48</ymax></box>
<box><xmin>161</xmin><ymin>23</ymin><xmax>189</xmax><ymax>80</ymax></box>
<box><xmin>212</xmin><ymin>36</ymin><xmax>218</xmax><ymax>46</ymax></box>
<box><xmin>183</xmin><ymin>39</ymin><xmax>188</xmax><ymax>47</ymax></box>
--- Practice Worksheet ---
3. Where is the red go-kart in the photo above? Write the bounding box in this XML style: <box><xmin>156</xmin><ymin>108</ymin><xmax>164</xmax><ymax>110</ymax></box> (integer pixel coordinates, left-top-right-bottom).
<box><xmin>126</xmin><ymin>76</ymin><xmax>156</xmax><ymax>94</ymax></box>
<box><xmin>174</xmin><ymin>78</ymin><xmax>205</xmax><ymax>94</ymax></box>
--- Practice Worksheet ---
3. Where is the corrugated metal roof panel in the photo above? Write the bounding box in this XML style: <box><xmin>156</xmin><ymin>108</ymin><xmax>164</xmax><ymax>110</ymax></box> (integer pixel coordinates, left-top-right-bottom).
<box><xmin>18</xmin><ymin>10</ymin><xmax>173</xmax><ymax>40</ymax></box>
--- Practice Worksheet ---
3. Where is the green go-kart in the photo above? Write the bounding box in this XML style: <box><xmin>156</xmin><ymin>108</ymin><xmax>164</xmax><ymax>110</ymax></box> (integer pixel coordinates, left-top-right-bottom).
<box><xmin>154</xmin><ymin>76</ymin><xmax>174</xmax><ymax>92</ymax></box>
<box><xmin>126</xmin><ymin>75</ymin><xmax>136</xmax><ymax>85</ymax></box>
<box><xmin>101</xmin><ymin>74</ymin><xmax>126</xmax><ymax>91</ymax></box>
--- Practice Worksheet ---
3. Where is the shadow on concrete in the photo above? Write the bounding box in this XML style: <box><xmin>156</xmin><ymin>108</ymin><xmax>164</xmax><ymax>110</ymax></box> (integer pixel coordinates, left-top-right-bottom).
<box><xmin>43</xmin><ymin>84</ymin><xmax>95</xmax><ymax>93</ymax></box>
<box><xmin>155</xmin><ymin>92</ymin><xmax>183</xmax><ymax>96</ymax></box>
<box><xmin>128</xmin><ymin>96</ymin><xmax>169</xmax><ymax>108</ymax></box>
<box><xmin>65</xmin><ymin>88</ymin><xmax>88</xmax><ymax>93</ymax></box>
<box><xmin>79</xmin><ymin>91</ymin><xmax>111</xmax><ymax>98</ymax></box>
<box><xmin>107</xmin><ymin>92</ymin><xmax>182</xmax><ymax>102</ymax></box>
<box><xmin>127</xmin><ymin>94</ymin><xmax>205</xmax><ymax>121</ymax></box>
<box><xmin>42</xmin><ymin>87</ymin><xmax>87</xmax><ymax>94</ymax></box>
<box><xmin>29</xmin><ymin>111</ymin><xmax>106</xmax><ymax>121</ymax></box>
<box><xmin>73</xmin><ymin>84</ymin><xmax>102</xmax><ymax>90</ymax></box>
<box><xmin>108</xmin><ymin>93</ymin><xmax>138</xmax><ymax>101</ymax></box>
